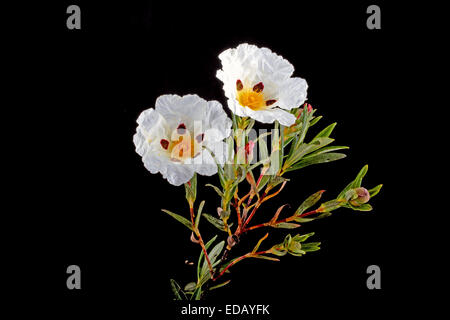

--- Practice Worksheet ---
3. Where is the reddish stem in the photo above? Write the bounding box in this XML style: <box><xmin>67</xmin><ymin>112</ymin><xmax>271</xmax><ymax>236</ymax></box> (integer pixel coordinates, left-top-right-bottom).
<box><xmin>212</xmin><ymin>250</ymin><xmax>269</xmax><ymax>281</ymax></box>
<box><xmin>244</xmin><ymin>208</ymin><xmax>319</xmax><ymax>232</ymax></box>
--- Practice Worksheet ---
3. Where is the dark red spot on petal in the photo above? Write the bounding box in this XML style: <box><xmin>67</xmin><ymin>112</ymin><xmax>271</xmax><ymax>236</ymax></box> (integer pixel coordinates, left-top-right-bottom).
<box><xmin>265</xmin><ymin>99</ymin><xmax>277</xmax><ymax>106</ymax></box>
<box><xmin>236</xmin><ymin>79</ymin><xmax>243</xmax><ymax>91</ymax></box>
<box><xmin>160</xmin><ymin>139</ymin><xmax>169</xmax><ymax>150</ymax></box>
<box><xmin>196</xmin><ymin>133</ymin><xmax>205</xmax><ymax>143</ymax></box>
<box><xmin>177</xmin><ymin>123</ymin><xmax>186</xmax><ymax>134</ymax></box>
<box><xmin>253</xmin><ymin>82</ymin><xmax>264</xmax><ymax>93</ymax></box>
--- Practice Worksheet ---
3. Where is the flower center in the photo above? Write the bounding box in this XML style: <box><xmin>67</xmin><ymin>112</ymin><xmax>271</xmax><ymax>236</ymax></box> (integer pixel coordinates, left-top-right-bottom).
<box><xmin>160</xmin><ymin>123</ymin><xmax>204</xmax><ymax>162</ymax></box>
<box><xmin>236</xmin><ymin>80</ymin><xmax>277</xmax><ymax>111</ymax></box>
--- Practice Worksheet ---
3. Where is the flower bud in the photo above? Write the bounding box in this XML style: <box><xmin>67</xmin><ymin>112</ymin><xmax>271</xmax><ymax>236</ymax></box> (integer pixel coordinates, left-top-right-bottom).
<box><xmin>245</xmin><ymin>140</ymin><xmax>255</xmax><ymax>163</ymax></box>
<box><xmin>227</xmin><ymin>234</ymin><xmax>239</xmax><ymax>248</ymax></box>
<box><xmin>348</xmin><ymin>187</ymin><xmax>370</xmax><ymax>206</ymax></box>
<box><xmin>296</xmin><ymin>103</ymin><xmax>313</xmax><ymax>120</ymax></box>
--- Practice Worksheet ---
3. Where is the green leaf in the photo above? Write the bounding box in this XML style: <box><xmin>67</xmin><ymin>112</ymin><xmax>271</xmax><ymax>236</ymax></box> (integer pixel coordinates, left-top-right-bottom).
<box><xmin>274</xmin><ymin>222</ymin><xmax>301</xmax><ymax>229</ymax></box>
<box><xmin>195</xmin><ymin>200</ymin><xmax>205</xmax><ymax>229</ymax></box>
<box><xmin>292</xmin><ymin>232</ymin><xmax>315</xmax><ymax>242</ymax></box>
<box><xmin>209</xmin><ymin>280</ymin><xmax>231</xmax><ymax>291</ymax></box>
<box><xmin>268</xmin><ymin>176</ymin><xmax>288</xmax><ymax>190</ymax></box>
<box><xmin>252</xmin><ymin>255</ymin><xmax>280</xmax><ymax>262</ymax></box>
<box><xmin>170</xmin><ymin>279</ymin><xmax>186</xmax><ymax>300</ymax></box>
<box><xmin>202</xmin><ymin>214</ymin><xmax>230</xmax><ymax>232</ymax></box>
<box><xmin>197</xmin><ymin>235</ymin><xmax>218</xmax><ymax>280</ymax></box>
<box><xmin>306</xmin><ymin>137</ymin><xmax>335</xmax><ymax>154</ymax></box>
<box><xmin>288</xmin><ymin>241</ymin><xmax>304</xmax><ymax>255</ymax></box>
<box><xmin>193</xmin><ymin>287</ymin><xmax>202</xmax><ymax>300</ymax></box>
<box><xmin>353</xmin><ymin>165</ymin><xmax>368</xmax><ymax>188</ymax></box>
<box><xmin>313</xmin><ymin>122</ymin><xmax>337</xmax><ymax>140</ymax></box>
<box><xmin>294</xmin><ymin>212</ymin><xmax>332</xmax><ymax>223</ymax></box>
<box><xmin>295</xmin><ymin>190</ymin><xmax>325</xmax><ymax>215</ymax></box>
<box><xmin>252</xmin><ymin>233</ymin><xmax>269</xmax><ymax>253</ymax></box>
<box><xmin>309</xmin><ymin>115</ymin><xmax>322</xmax><ymax>127</ymax></box>
<box><xmin>184</xmin><ymin>282</ymin><xmax>196</xmax><ymax>292</ymax></box>
<box><xmin>301</xmin><ymin>242</ymin><xmax>321</xmax><ymax>252</ymax></box>
<box><xmin>199</xmin><ymin>241</ymin><xmax>225</xmax><ymax>285</ymax></box>
<box><xmin>184</xmin><ymin>174</ymin><xmax>197</xmax><ymax>205</ymax></box>
<box><xmin>269</xmin><ymin>244</ymin><xmax>288</xmax><ymax>256</ymax></box>
<box><xmin>257</xmin><ymin>173</ymin><xmax>271</xmax><ymax>192</ymax></box>
<box><xmin>286</xmin><ymin>153</ymin><xmax>347</xmax><ymax>172</ymax></box>
<box><xmin>161</xmin><ymin>209</ymin><xmax>193</xmax><ymax>231</ymax></box>
<box><xmin>285</xmin><ymin>138</ymin><xmax>334</xmax><ymax>169</ymax></box>
<box><xmin>306</xmin><ymin>145</ymin><xmax>349</xmax><ymax>158</ymax></box>
<box><xmin>279</xmin><ymin>122</ymin><xmax>285</xmax><ymax>168</ymax></box>
<box><xmin>296</xmin><ymin>106</ymin><xmax>312</xmax><ymax>147</ymax></box>
<box><xmin>337</xmin><ymin>165</ymin><xmax>369</xmax><ymax>200</ymax></box>
<box><xmin>368</xmin><ymin>184</ymin><xmax>383</xmax><ymax>198</ymax></box>
<box><xmin>350</xmin><ymin>203</ymin><xmax>373</xmax><ymax>211</ymax></box>
<box><xmin>318</xmin><ymin>199</ymin><xmax>346</xmax><ymax>212</ymax></box>
<box><xmin>205</xmin><ymin>184</ymin><xmax>224</xmax><ymax>197</ymax></box>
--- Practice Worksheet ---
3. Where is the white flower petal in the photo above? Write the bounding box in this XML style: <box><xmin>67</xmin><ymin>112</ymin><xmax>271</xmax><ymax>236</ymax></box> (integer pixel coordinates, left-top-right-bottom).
<box><xmin>264</xmin><ymin>108</ymin><xmax>297</xmax><ymax>127</ymax></box>
<box><xmin>192</xmin><ymin>149</ymin><xmax>217</xmax><ymax>176</ymax></box>
<box><xmin>134</xmin><ymin>94</ymin><xmax>232</xmax><ymax>186</ymax></box>
<box><xmin>217</xmin><ymin>43</ymin><xmax>308</xmax><ymax>124</ymax></box>
<box><xmin>278</xmin><ymin>77</ymin><xmax>308</xmax><ymax>110</ymax></box>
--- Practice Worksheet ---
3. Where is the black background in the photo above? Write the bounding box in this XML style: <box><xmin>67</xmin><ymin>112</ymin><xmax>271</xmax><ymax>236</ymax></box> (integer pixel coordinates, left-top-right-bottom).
<box><xmin>7</xmin><ymin>0</ymin><xmax>427</xmax><ymax>318</ymax></box>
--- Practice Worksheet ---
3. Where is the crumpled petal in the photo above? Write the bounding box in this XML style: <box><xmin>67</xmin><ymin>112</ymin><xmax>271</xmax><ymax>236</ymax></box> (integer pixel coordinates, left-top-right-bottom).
<box><xmin>134</xmin><ymin>94</ymin><xmax>232</xmax><ymax>186</ymax></box>
<box><xmin>217</xmin><ymin>43</ymin><xmax>308</xmax><ymax>126</ymax></box>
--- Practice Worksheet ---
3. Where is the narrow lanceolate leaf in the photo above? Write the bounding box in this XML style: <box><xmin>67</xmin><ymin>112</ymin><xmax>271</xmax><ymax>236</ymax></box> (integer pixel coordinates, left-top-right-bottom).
<box><xmin>296</xmin><ymin>106</ymin><xmax>312</xmax><ymax>147</ymax></box>
<box><xmin>184</xmin><ymin>282</ymin><xmax>196</xmax><ymax>292</ymax></box>
<box><xmin>293</xmin><ymin>212</ymin><xmax>332</xmax><ymax>223</ymax></box>
<box><xmin>349</xmin><ymin>203</ymin><xmax>373</xmax><ymax>211</ymax></box>
<box><xmin>353</xmin><ymin>165</ymin><xmax>368</xmax><ymax>188</ymax></box>
<box><xmin>368</xmin><ymin>184</ymin><xmax>383</xmax><ymax>198</ymax></box>
<box><xmin>170</xmin><ymin>279</ymin><xmax>185</xmax><ymax>300</ymax></box>
<box><xmin>305</xmin><ymin>137</ymin><xmax>335</xmax><ymax>154</ymax></box>
<box><xmin>195</xmin><ymin>200</ymin><xmax>205</xmax><ymax>229</ymax></box>
<box><xmin>295</xmin><ymin>190</ymin><xmax>325</xmax><ymax>215</ymax></box>
<box><xmin>306</xmin><ymin>145</ymin><xmax>349</xmax><ymax>158</ymax></box>
<box><xmin>252</xmin><ymin>233</ymin><xmax>269</xmax><ymax>254</ymax></box>
<box><xmin>337</xmin><ymin>165</ymin><xmax>370</xmax><ymax>200</ymax></box>
<box><xmin>309</xmin><ymin>115</ymin><xmax>322</xmax><ymax>127</ymax></box>
<box><xmin>202</xmin><ymin>214</ymin><xmax>231</xmax><ymax>232</ymax></box>
<box><xmin>161</xmin><ymin>209</ymin><xmax>193</xmax><ymax>231</ymax></box>
<box><xmin>205</xmin><ymin>184</ymin><xmax>224</xmax><ymax>197</ymax></box>
<box><xmin>285</xmin><ymin>138</ymin><xmax>334</xmax><ymax>169</ymax></box>
<box><xmin>274</xmin><ymin>222</ymin><xmax>301</xmax><ymax>229</ymax></box>
<box><xmin>209</xmin><ymin>280</ymin><xmax>231</xmax><ymax>291</ymax></box>
<box><xmin>270</xmin><ymin>204</ymin><xmax>289</xmax><ymax>225</ymax></box>
<box><xmin>257</xmin><ymin>173</ymin><xmax>271</xmax><ymax>192</ymax></box>
<box><xmin>279</xmin><ymin>123</ymin><xmax>285</xmax><ymax>168</ymax></box>
<box><xmin>292</xmin><ymin>232</ymin><xmax>315</xmax><ymax>243</ymax></box>
<box><xmin>252</xmin><ymin>255</ymin><xmax>280</xmax><ymax>262</ymax></box>
<box><xmin>286</xmin><ymin>153</ymin><xmax>347</xmax><ymax>172</ymax></box>
<box><xmin>200</xmin><ymin>241</ymin><xmax>225</xmax><ymax>284</ymax></box>
<box><xmin>301</xmin><ymin>242</ymin><xmax>321</xmax><ymax>252</ymax></box>
<box><xmin>197</xmin><ymin>235</ymin><xmax>218</xmax><ymax>280</ymax></box>
<box><xmin>312</xmin><ymin>122</ymin><xmax>337</xmax><ymax>140</ymax></box>
<box><xmin>317</xmin><ymin>199</ymin><xmax>346</xmax><ymax>212</ymax></box>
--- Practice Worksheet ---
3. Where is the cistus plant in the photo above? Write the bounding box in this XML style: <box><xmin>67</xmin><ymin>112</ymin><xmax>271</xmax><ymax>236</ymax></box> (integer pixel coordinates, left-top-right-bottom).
<box><xmin>133</xmin><ymin>43</ymin><xmax>382</xmax><ymax>300</ymax></box>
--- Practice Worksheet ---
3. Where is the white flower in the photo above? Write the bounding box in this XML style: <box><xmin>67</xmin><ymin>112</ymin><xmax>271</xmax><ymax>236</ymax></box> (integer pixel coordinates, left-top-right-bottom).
<box><xmin>216</xmin><ymin>43</ymin><xmax>308</xmax><ymax>127</ymax></box>
<box><xmin>133</xmin><ymin>94</ymin><xmax>232</xmax><ymax>186</ymax></box>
